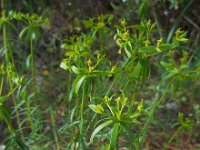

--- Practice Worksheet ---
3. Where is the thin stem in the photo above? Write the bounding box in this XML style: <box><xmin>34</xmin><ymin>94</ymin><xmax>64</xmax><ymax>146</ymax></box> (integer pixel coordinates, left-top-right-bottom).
<box><xmin>152</xmin><ymin>7</ymin><xmax>163</xmax><ymax>38</ymax></box>
<box><xmin>30</xmin><ymin>39</ymin><xmax>35</xmax><ymax>81</ymax></box>
<box><xmin>166</xmin><ymin>0</ymin><xmax>194</xmax><ymax>42</ymax></box>
<box><xmin>133</xmin><ymin>80</ymin><xmax>139</xmax><ymax>102</ymax></box>
<box><xmin>4</xmin><ymin>116</ymin><xmax>15</xmax><ymax>134</ymax></box>
<box><xmin>2</xmin><ymin>0</ymin><xmax>15</xmax><ymax>68</ymax></box>
<box><xmin>0</xmin><ymin>77</ymin><xmax>4</xmax><ymax>95</ymax></box>
<box><xmin>10</xmin><ymin>87</ymin><xmax>22</xmax><ymax>132</ymax></box>
<box><xmin>80</xmin><ymin>82</ymin><xmax>86</xmax><ymax>150</ymax></box>
<box><xmin>1</xmin><ymin>0</ymin><xmax>5</xmax><ymax>17</ymax></box>
<box><xmin>80</xmin><ymin>82</ymin><xmax>85</xmax><ymax>121</ymax></box>
<box><xmin>167</xmin><ymin>127</ymin><xmax>181</xmax><ymax>144</ymax></box>
<box><xmin>105</xmin><ymin>73</ymin><xmax>120</xmax><ymax>96</ymax></box>
<box><xmin>2</xmin><ymin>21</ymin><xmax>9</xmax><ymax>66</ymax></box>
<box><xmin>138</xmin><ymin>79</ymin><xmax>173</xmax><ymax>147</ymax></box>
<box><xmin>106</xmin><ymin>58</ymin><xmax>130</xmax><ymax>96</ymax></box>
<box><xmin>7</xmin><ymin>30</ymin><xmax>16</xmax><ymax>68</ymax></box>
<box><xmin>1</xmin><ymin>0</ymin><xmax>20</xmax><ymax>134</ymax></box>
<box><xmin>50</xmin><ymin>108</ymin><xmax>60</xmax><ymax>150</ymax></box>
<box><xmin>25</xmin><ymin>96</ymin><xmax>34</xmax><ymax>132</ymax></box>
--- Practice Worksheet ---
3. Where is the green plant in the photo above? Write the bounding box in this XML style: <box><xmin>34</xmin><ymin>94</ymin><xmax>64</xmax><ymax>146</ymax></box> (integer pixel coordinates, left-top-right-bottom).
<box><xmin>60</xmin><ymin>14</ymin><xmax>196</xmax><ymax>149</ymax></box>
<box><xmin>168</xmin><ymin>112</ymin><xmax>193</xmax><ymax>144</ymax></box>
<box><xmin>0</xmin><ymin>1</ymin><xmax>48</xmax><ymax>148</ymax></box>
<box><xmin>89</xmin><ymin>92</ymin><xmax>148</xmax><ymax>149</ymax></box>
<box><xmin>14</xmin><ymin>12</ymin><xmax>49</xmax><ymax>80</ymax></box>
<box><xmin>193</xmin><ymin>104</ymin><xmax>200</xmax><ymax>125</ymax></box>
<box><xmin>0</xmin><ymin>64</ymin><xmax>29</xmax><ymax>149</ymax></box>
<box><xmin>60</xmin><ymin>15</ymin><xmax>123</xmax><ymax>148</ymax></box>
<box><xmin>1</xmin><ymin>1</ymin><xmax>200</xmax><ymax>149</ymax></box>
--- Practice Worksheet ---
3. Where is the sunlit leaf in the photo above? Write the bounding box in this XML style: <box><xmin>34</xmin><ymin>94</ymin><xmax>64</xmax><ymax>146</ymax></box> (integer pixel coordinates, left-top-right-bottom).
<box><xmin>72</xmin><ymin>75</ymin><xmax>86</xmax><ymax>94</ymax></box>
<box><xmin>109</xmin><ymin>123</ymin><xmax>119</xmax><ymax>150</ymax></box>
<box><xmin>89</xmin><ymin>104</ymin><xmax>104</xmax><ymax>114</ymax></box>
<box><xmin>90</xmin><ymin>120</ymin><xmax>113</xmax><ymax>143</ymax></box>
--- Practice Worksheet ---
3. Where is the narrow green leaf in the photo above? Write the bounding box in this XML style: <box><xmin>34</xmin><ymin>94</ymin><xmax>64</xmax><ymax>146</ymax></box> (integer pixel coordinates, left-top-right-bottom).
<box><xmin>19</xmin><ymin>26</ymin><xmax>30</xmax><ymax>39</ymax></box>
<box><xmin>160</xmin><ymin>61</ymin><xmax>173</xmax><ymax>69</ymax></box>
<box><xmin>61</xmin><ymin>43</ymin><xmax>68</xmax><ymax>49</ymax></box>
<box><xmin>131</xmin><ymin>61</ymin><xmax>142</xmax><ymax>80</ymax></box>
<box><xmin>138</xmin><ymin>0</ymin><xmax>148</xmax><ymax>19</ymax></box>
<box><xmin>140</xmin><ymin>46</ymin><xmax>159</xmax><ymax>56</ymax></box>
<box><xmin>124</xmin><ymin>46</ymin><xmax>132</xmax><ymax>58</ymax></box>
<box><xmin>72</xmin><ymin>75</ymin><xmax>86</xmax><ymax>94</ymax></box>
<box><xmin>13</xmin><ymin>134</ymin><xmax>29</xmax><ymax>150</ymax></box>
<box><xmin>30</xmin><ymin>27</ymin><xmax>40</xmax><ymax>40</ymax></box>
<box><xmin>132</xmin><ymin>24</ymin><xmax>146</xmax><ymax>31</ymax></box>
<box><xmin>89</xmin><ymin>104</ymin><xmax>97</xmax><ymax>112</ymax></box>
<box><xmin>141</xmin><ymin>59</ymin><xmax>148</xmax><ymax>83</ymax></box>
<box><xmin>89</xmin><ymin>104</ymin><xmax>104</xmax><ymax>114</ymax></box>
<box><xmin>60</xmin><ymin>61</ymin><xmax>68</xmax><ymax>70</ymax></box>
<box><xmin>162</xmin><ymin>73</ymin><xmax>174</xmax><ymax>81</ymax></box>
<box><xmin>0</xmin><ymin>95</ymin><xmax>9</xmax><ymax>104</ymax></box>
<box><xmin>159</xmin><ymin>43</ymin><xmax>174</xmax><ymax>50</ymax></box>
<box><xmin>26</xmin><ymin>54</ymin><xmax>32</xmax><ymax>69</ymax></box>
<box><xmin>71</xmin><ymin>66</ymin><xmax>80</xmax><ymax>74</ymax></box>
<box><xmin>178</xmin><ymin>38</ymin><xmax>188</xmax><ymax>42</ymax></box>
<box><xmin>140</xmin><ymin>46</ymin><xmax>156</xmax><ymax>53</ymax></box>
<box><xmin>5</xmin><ymin>21</ymin><xmax>18</xmax><ymax>33</ymax></box>
<box><xmin>0</xmin><ymin>104</ymin><xmax>11</xmax><ymax>121</ymax></box>
<box><xmin>90</xmin><ymin>120</ymin><xmax>113</xmax><ymax>143</ymax></box>
<box><xmin>109</xmin><ymin>123</ymin><xmax>119</xmax><ymax>150</ymax></box>
<box><xmin>82</xmin><ymin>19</ymin><xmax>94</xmax><ymax>28</ymax></box>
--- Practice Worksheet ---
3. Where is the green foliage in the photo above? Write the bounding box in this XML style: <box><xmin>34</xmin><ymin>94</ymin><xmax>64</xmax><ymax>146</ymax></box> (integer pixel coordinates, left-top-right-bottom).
<box><xmin>89</xmin><ymin>93</ymin><xmax>148</xmax><ymax>149</ymax></box>
<box><xmin>168</xmin><ymin>112</ymin><xmax>193</xmax><ymax>143</ymax></box>
<box><xmin>60</xmin><ymin>14</ymin><xmax>199</xmax><ymax>149</ymax></box>
<box><xmin>1</xmin><ymin>1</ymin><xmax>200</xmax><ymax>149</ymax></box>
<box><xmin>193</xmin><ymin>104</ymin><xmax>200</xmax><ymax>125</ymax></box>
<box><xmin>0</xmin><ymin>1</ymin><xmax>48</xmax><ymax>149</ymax></box>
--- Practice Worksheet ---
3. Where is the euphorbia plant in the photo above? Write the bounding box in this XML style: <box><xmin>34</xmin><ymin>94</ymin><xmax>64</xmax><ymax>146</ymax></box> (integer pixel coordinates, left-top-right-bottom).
<box><xmin>0</xmin><ymin>1</ymin><xmax>48</xmax><ymax>148</ymax></box>
<box><xmin>13</xmin><ymin>11</ymin><xmax>49</xmax><ymax>80</ymax></box>
<box><xmin>89</xmin><ymin>91</ymin><xmax>148</xmax><ymax>149</ymax></box>
<box><xmin>60</xmin><ymin>15</ymin><xmax>193</xmax><ymax>149</ymax></box>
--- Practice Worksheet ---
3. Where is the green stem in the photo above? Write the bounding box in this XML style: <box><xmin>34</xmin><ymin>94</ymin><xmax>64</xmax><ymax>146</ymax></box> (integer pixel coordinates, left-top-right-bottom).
<box><xmin>1</xmin><ymin>0</ymin><xmax>5</xmax><ymax>17</ymax></box>
<box><xmin>127</xmin><ymin>80</ymin><xmax>140</xmax><ymax>114</ymax></box>
<box><xmin>106</xmin><ymin>58</ymin><xmax>130</xmax><ymax>96</ymax></box>
<box><xmin>7</xmin><ymin>30</ymin><xmax>16</xmax><ymax>68</ymax></box>
<box><xmin>152</xmin><ymin>8</ymin><xmax>163</xmax><ymax>38</ymax></box>
<box><xmin>30</xmin><ymin>39</ymin><xmax>35</xmax><ymax>81</ymax></box>
<box><xmin>50</xmin><ymin>108</ymin><xmax>60</xmax><ymax>150</ymax></box>
<box><xmin>25</xmin><ymin>96</ymin><xmax>34</xmax><ymax>132</ymax></box>
<box><xmin>138</xmin><ymin>79</ymin><xmax>173</xmax><ymax>147</ymax></box>
<box><xmin>166</xmin><ymin>0</ymin><xmax>194</xmax><ymax>42</ymax></box>
<box><xmin>167</xmin><ymin>127</ymin><xmax>181</xmax><ymax>144</ymax></box>
<box><xmin>105</xmin><ymin>73</ymin><xmax>120</xmax><ymax>96</ymax></box>
<box><xmin>4</xmin><ymin>116</ymin><xmax>15</xmax><ymax>134</ymax></box>
<box><xmin>0</xmin><ymin>77</ymin><xmax>4</xmax><ymax>95</ymax></box>
<box><xmin>80</xmin><ymin>82</ymin><xmax>86</xmax><ymax>149</ymax></box>
<box><xmin>133</xmin><ymin>80</ymin><xmax>139</xmax><ymax>102</ymax></box>
<box><xmin>100</xmin><ymin>33</ymin><xmax>103</xmax><ymax>53</ymax></box>
<box><xmin>80</xmin><ymin>82</ymin><xmax>86</xmax><ymax>121</ymax></box>
<box><xmin>1</xmin><ymin>0</ymin><xmax>20</xmax><ymax>134</ymax></box>
<box><xmin>2</xmin><ymin>0</ymin><xmax>15</xmax><ymax>68</ymax></box>
<box><xmin>2</xmin><ymin>22</ymin><xmax>9</xmax><ymax>66</ymax></box>
<box><xmin>10</xmin><ymin>88</ymin><xmax>21</xmax><ymax>131</ymax></box>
